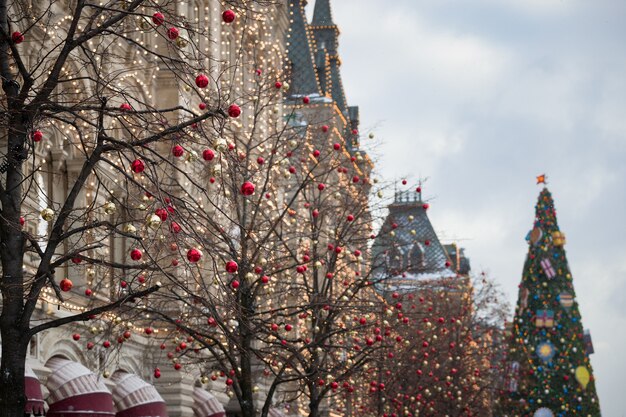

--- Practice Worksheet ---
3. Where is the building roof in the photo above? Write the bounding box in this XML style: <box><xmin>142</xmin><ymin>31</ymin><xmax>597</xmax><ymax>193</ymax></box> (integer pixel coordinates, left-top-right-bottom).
<box><xmin>373</xmin><ymin>190</ymin><xmax>458</xmax><ymax>293</ymax></box>
<box><xmin>312</xmin><ymin>0</ymin><xmax>334</xmax><ymax>26</ymax></box>
<box><xmin>287</xmin><ymin>0</ymin><xmax>322</xmax><ymax>97</ymax></box>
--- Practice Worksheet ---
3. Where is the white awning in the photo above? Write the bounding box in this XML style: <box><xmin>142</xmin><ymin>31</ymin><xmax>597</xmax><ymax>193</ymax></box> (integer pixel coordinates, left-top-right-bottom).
<box><xmin>111</xmin><ymin>371</ymin><xmax>168</xmax><ymax>417</ymax></box>
<box><xmin>192</xmin><ymin>388</ymin><xmax>225</xmax><ymax>417</ymax></box>
<box><xmin>45</xmin><ymin>357</ymin><xmax>115</xmax><ymax>417</ymax></box>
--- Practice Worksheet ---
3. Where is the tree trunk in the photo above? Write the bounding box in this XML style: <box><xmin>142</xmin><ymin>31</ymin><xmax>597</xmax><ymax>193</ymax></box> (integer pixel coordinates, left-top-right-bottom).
<box><xmin>0</xmin><ymin>328</ymin><xmax>28</xmax><ymax>417</ymax></box>
<box><xmin>308</xmin><ymin>396</ymin><xmax>320</xmax><ymax>417</ymax></box>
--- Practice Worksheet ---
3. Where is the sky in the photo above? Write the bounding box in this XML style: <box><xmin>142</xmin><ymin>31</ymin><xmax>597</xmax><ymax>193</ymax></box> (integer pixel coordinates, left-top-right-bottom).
<box><xmin>309</xmin><ymin>0</ymin><xmax>626</xmax><ymax>415</ymax></box>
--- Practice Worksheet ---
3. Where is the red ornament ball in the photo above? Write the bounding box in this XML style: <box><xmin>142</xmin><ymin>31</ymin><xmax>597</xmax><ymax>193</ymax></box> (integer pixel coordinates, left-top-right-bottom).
<box><xmin>303</xmin><ymin>96</ymin><xmax>310</xmax><ymax>104</ymax></box>
<box><xmin>131</xmin><ymin>159</ymin><xmax>145</xmax><ymax>173</ymax></box>
<box><xmin>202</xmin><ymin>149</ymin><xmax>215</xmax><ymax>161</ymax></box>
<box><xmin>84</xmin><ymin>288</ymin><xmax>93</xmax><ymax>297</ymax></box>
<box><xmin>195</xmin><ymin>74</ymin><xmax>209</xmax><ymax>88</ymax></box>
<box><xmin>422</xmin><ymin>203</ymin><xmax>429</xmax><ymax>210</ymax></box>
<box><xmin>32</xmin><ymin>130</ymin><xmax>43</xmax><ymax>142</ymax></box>
<box><xmin>317</xmin><ymin>183</ymin><xmax>326</xmax><ymax>191</ymax></box>
<box><xmin>222</xmin><ymin>9</ymin><xmax>236</xmax><ymax>23</ymax></box>
<box><xmin>120</xmin><ymin>103</ymin><xmax>132</xmax><ymax>111</ymax></box>
<box><xmin>274</xmin><ymin>81</ymin><xmax>283</xmax><ymax>89</ymax></box>
<box><xmin>231</xmin><ymin>280</ymin><xmax>240</xmax><ymax>289</ymax></box>
<box><xmin>226</xmin><ymin>261</ymin><xmax>239</xmax><ymax>273</ymax></box>
<box><xmin>60</xmin><ymin>278</ymin><xmax>73</xmax><ymax>292</ymax></box>
<box><xmin>12</xmin><ymin>31</ymin><xmax>24</xmax><ymax>44</ymax></box>
<box><xmin>187</xmin><ymin>248</ymin><xmax>202</xmax><ymax>263</ymax></box>
<box><xmin>72</xmin><ymin>333</ymin><xmax>80</xmax><ymax>341</ymax></box>
<box><xmin>333</xmin><ymin>143</ymin><xmax>341</xmax><ymax>151</ymax></box>
<box><xmin>322</xmin><ymin>125</ymin><xmax>329</xmax><ymax>132</ymax></box>
<box><xmin>167</xmin><ymin>27</ymin><xmax>179</xmax><ymax>40</ymax></box>
<box><xmin>154</xmin><ymin>369</ymin><xmax>161</xmax><ymax>378</ymax></box>
<box><xmin>228</xmin><ymin>104</ymin><xmax>241</xmax><ymax>118</ymax></box>
<box><xmin>170</xmin><ymin>221</ymin><xmax>181</xmax><ymax>233</ymax></box>
<box><xmin>172</xmin><ymin>145</ymin><xmax>184</xmax><ymax>157</ymax></box>
<box><xmin>199</xmin><ymin>102</ymin><xmax>207</xmax><ymax>110</ymax></box>
<box><xmin>152</xmin><ymin>12</ymin><xmax>165</xmax><ymax>26</ymax></box>
<box><xmin>240</xmin><ymin>181</ymin><xmax>255</xmax><ymax>196</ymax></box>
<box><xmin>130</xmin><ymin>248</ymin><xmax>142</xmax><ymax>261</ymax></box>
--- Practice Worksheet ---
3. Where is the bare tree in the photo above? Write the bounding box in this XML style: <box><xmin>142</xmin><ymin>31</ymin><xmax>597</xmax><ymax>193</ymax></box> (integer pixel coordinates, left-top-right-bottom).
<box><xmin>358</xmin><ymin>273</ymin><xmax>509</xmax><ymax>417</ymax></box>
<box><xmin>0</xmin><ymin>0</ymin><xmax>281</xmax><ymax>415</ymax></box>
<box><xmin>139</xmin><ymin>74</ymin><xmax>392</xmax><ymax>417</ymax></box>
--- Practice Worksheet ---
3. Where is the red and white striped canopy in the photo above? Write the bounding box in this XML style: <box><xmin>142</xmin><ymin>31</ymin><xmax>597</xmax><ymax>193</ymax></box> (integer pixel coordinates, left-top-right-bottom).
<box><xmin>45</xmin><ymin>357</ymin><xmax>115</xmax><ymax>417</ymax></box>
<box><xmin>192</xmin><ymin>388</ymin><xmax>225</xmax><ymax>417</ymax></box>
<box><xmin>25</xmin><ymin>364</ymin><xmax>45</xmax><ymax>416</ymax></box>
<box><xmin>111</xmin><ymin>371</ymin><xmax>168</xmax><ymax>417</ymax></box>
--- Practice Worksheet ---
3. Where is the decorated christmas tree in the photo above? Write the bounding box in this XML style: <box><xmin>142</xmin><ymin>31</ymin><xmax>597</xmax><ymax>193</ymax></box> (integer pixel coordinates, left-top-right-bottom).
<box><xmin>500</xmin><ymin>185</ymin><xmax>601</xmax><ymax>417</ymax></box>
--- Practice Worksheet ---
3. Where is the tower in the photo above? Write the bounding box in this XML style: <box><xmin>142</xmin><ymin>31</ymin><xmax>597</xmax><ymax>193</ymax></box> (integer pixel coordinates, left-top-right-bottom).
<box><xmin>500</xmin><ymin>188</ymin><xmax>601</xmax><ymax>417</ymax></box>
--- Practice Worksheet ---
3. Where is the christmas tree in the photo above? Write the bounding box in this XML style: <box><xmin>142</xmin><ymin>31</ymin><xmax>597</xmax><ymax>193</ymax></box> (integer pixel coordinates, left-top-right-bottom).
<box><xmin>500</xmin><ymin>186</ymin><xmax>601</xmax><ymax>417</ymax></box>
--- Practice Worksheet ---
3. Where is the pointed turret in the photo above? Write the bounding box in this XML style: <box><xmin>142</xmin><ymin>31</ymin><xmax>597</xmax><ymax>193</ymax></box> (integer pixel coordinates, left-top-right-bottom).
<box><xmin>286</xmin><ymin>0</ymin><xmax>322</xmax><ymax>97</ymax></box>
<box><xmin>309</xmin><ymin>0</ymin><xmax>348</xmax><ymax>115</ymax></box>
<box><xmin>312</xmin><ymin>0</ymin><xmax>334</xmax><ymax>26</ymax></box>
<box><xmin>372</xmin><ymin>189</ymin><xmax>459</xmax><ymax>294</ymax></box>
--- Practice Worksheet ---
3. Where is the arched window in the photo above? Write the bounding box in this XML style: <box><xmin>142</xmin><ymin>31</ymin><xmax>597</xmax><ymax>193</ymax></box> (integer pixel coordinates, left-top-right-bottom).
<box><xmin>408</xmin><ymin>242</ymin><xmax>425</xmax><ymax>271</ymax></box>
<box><xmin>386</xmin><ymin>246</ymin><xmax>403</xmax><ymax>275</ymax></box>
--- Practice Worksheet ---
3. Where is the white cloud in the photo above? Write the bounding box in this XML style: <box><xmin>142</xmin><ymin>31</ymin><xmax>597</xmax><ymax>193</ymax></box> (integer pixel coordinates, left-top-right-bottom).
<box><xmin>310</xmin><ymin>0</ymin><xmax>626</xmax><ymax>414</ymax></box>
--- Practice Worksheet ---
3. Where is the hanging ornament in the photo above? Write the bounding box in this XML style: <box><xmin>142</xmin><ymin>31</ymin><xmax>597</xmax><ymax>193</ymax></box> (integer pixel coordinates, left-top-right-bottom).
<box><xmin>145</xmin><ymin>214</ymin><xmax>161</xmax><ymax>230</ymax></box>
<box><xmin>172</xmin><ymin>145</ymin><xmax>184</xmax><ymax>157</ymax></box>
<box><xmin>528</xmin><ymin>227</ymin><xmax>543</xmax><ymax>245</ymax></box>
<box><xmin>59</xmin><ymin>278</ymin><xmax>73</xmax><ymax>292</ymax></box>
<box><xmin>12</xmin><ymin>31</ymin><xmax>25</xmax><ymax>44</ymax></box>
<box><xmin>32</xmin><ymin>130</ymin><xmax>43</xmax><ymax>142</ymax></box>
<box><xmin>195</xmin><ymin>74</ymin><xmax>209</xmax><ymax>88</ymax></box>
<box><xmin>152</xmin><ymin>12</ymin><xmax>164</xmax><ymax>26</ymax></box>
<box><xmin>222</xmin><ymin>9</ymin><xmax>236</xmax><ymax>23</ymax></box>
<box><xmin>575</xmin><ymin>366</ymin><xmax>590</xmax><ymax>390</ymax></box>
<box><xmin>228</xmin><ymin>104</ymin><xmax>241</xmax><ymax>118</ymax></box>
<box><xmin>540</xmin><ymin>258</ymin><xmax>556</xmax><ymax>279</ymax></box>
<box><xmin>533</xmin><ymin>408</ymin><xmax>554</xmax><ymax>417</ymax></box>
<box><xmin>103</xmin><ymin>201</ymin><xmax>117</xmax><ymax>215</ymax></box>
<box><xmin>130</xmin><ymin>249</ymin><xmax>143</xmax><ymax>261</ymax></box>
<box><xmin>226</xmin><ymin>261</ymin><xmax>239</xmax><ymax>273</ymax></box>
<box><xmin>40</xmin><ymin>208</ymin><xmax>55</xmax><ymax>222</ymax></box>
<box><xmin>559</xmin><ymin>292</ymin><xmax>574</xmax><ymax>310</ymax></box>
<box><xmin>202</xmin><ymin>149</ymin><xmax>215</xmax><ymax>161</ymax></box>
<box><xmin>535</xmin><ymin>310</ymin><xmax>554</xmax><ymax>328</ymax></box>
<box><xmin>552</xmin><ymin>231</ymin><xmax>566</xmax><ymax>246</ymax></box>
<box><xmin>187</xmin><ymin>248</ymin><xmax>202</xmax><ymax>263</ymax></box>
<box><xmin>240</xmin><ymin>182</ymin><xmax>255</xmax><ymax>196</ymax></box>
<box><xmin>131</xmin><ymin>159</ymin><xmax>145</xmax><ymax>173</ymax></box>
<box><xmin>167</xmin><ymin>27</ymin><xmax>179</xmax><ymax>40</ymax></box>
<box><xmin>536</xmin><ymin>341</ymin><xmax>556</xmax><ymax>363</ymax></box>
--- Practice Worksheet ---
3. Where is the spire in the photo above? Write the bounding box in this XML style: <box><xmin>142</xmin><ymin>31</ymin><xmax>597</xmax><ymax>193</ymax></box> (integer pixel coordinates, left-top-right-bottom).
<box><xmin>312</xmin><ymin>0</ymin><xmax>334</xmax><ymax>26</ymax></box>
<box><xmin>286</xmin><ymin>0</ymin><xmax>322</xmax><ymax>97</ymax></box>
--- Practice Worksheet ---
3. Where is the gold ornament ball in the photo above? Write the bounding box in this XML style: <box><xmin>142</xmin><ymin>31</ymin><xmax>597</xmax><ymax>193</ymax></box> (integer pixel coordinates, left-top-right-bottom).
<box><xmin>40</xmin><ymin>208</ymin><xmax>55</xmax><ymax>222</ymax></box>
<box><xmin>146</xmin><ymin>214</ymin><xmax>162</xmax><ymax>230</ymax></box>
<box><xmin>103</xmin><ymin>201</ymin><xmax>117</xmax><ymax>215</ymax></box>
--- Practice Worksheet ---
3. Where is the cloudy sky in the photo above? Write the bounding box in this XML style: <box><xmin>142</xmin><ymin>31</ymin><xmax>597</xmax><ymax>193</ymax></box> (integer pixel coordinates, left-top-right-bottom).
<box><xmin>309</xmin><ymin>0</ymin><xmax>626</xmax><ymax>415</ymax></box>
